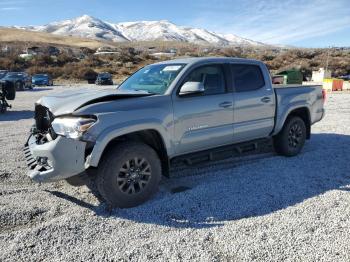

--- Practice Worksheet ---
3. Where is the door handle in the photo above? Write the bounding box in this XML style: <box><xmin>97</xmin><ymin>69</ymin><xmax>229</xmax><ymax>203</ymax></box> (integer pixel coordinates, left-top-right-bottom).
<box><xmin>219</xmin><ymin>101</ymin><xmax>233</xmax><ymax>108</ymax></box>
<box><xmin>261</xmin><ymin>97</ymin><xmax>271</xmax><ymax>103</ymax></box>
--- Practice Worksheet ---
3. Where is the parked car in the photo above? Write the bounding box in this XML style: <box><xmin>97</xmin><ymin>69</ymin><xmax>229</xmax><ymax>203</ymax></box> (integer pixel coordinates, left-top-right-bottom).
<box><xmin>32</xmin><ymin>74</ymin><xmax>53</xmax><ymax>86</ymax></box>
<box><xmin>24</xmin><ymin>57</ymin><xmax>325</xmax><ymax>208</ymax></box>
<box><xmin>3</xmin><ymin>72</ymin><xmax>32</xmax><ymax>90</ymax></box>
<box><xmin>0</xmin><ymin>70</ymin><xmax>8</xmax><ymax>79</ymax></box>
<box><xmin>95</xmin><ymin>72</ymin><xmax>113</xmax><ymax>85</ymax></box>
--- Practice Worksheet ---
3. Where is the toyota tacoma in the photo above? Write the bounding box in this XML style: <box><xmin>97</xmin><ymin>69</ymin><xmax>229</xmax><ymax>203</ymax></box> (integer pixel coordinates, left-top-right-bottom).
<box><xmin>24</xmin><ymin>57</ymin><xmax>325</xmax><ymax>208</ymax></box>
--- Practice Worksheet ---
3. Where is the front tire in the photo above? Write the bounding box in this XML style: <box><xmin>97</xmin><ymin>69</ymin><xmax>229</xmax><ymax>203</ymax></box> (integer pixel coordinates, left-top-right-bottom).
<box><xmin>96</xmin><ymin>142</ymin><xmax>162</xmax><ymax>208</ymax></box>
<box><xmin>273</xmin><ymin>116</ymin><xmax>306</xmax><ymax>157</ymax></box>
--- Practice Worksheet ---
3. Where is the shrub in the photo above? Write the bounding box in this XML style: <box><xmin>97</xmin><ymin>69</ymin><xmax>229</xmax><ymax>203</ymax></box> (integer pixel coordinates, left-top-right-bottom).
<box><xmin>79</xmin><ymin>68</ymin><xmax>98</xmax><ymax>81</ymax></box>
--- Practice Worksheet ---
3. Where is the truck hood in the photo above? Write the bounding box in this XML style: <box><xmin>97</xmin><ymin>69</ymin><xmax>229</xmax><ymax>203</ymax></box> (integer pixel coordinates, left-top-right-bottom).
<box><xmin>36</xmin><ymin>88</ymin><xmax>153</xmax><ymax>116</ymax></box>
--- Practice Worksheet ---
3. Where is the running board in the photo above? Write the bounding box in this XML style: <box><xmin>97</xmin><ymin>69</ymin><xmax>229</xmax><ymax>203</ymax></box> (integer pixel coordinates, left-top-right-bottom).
<box><xmin>170</xmin><ymin>138</ymin><xmax>272</xmax><ymax>166</ymax></box>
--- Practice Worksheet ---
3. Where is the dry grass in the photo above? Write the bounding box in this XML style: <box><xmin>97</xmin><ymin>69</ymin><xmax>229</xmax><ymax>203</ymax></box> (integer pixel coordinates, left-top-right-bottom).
<box><xmin>0</xmin><ymin>27</ymin><xmax>117</xmax><ymax>49</ymax></box>
<box><xmin>0</xmin><ymin>28</ymin><xmax>209</xmax><ymax>51</ymax></box>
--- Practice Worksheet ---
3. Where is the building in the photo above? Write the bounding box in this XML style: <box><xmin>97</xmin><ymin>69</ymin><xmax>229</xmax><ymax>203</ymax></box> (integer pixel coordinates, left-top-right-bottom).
<box><xmin>311</xmin><ymin>68</ymin><xmax>332</xmax><ymax>82</ymax></box>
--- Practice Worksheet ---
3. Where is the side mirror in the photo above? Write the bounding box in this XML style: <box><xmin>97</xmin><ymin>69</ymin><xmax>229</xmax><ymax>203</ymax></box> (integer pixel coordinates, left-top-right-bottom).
<box><xmin>179</xmin><ymin>81</ymin><xmax>205</xmax><ymax>96</ymax></box>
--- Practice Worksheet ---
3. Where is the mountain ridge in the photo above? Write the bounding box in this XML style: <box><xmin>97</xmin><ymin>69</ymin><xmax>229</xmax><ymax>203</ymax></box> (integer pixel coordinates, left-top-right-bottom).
<box><xmin>16</xmin><ymin>15</ymin><xmax>268</xmax><ymax>47</ymax></box>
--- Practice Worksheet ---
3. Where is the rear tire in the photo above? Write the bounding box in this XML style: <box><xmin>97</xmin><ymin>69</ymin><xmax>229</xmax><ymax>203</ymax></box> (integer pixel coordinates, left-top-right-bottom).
<box><xmin>273</xmin><ymin>116</ymin><xmax>306</xmax><ymax>156</ymax></box>
<box><xmin>96</xmin><ymin>141</ymin><xmax>162</xmax><ymax>208</ymax></box>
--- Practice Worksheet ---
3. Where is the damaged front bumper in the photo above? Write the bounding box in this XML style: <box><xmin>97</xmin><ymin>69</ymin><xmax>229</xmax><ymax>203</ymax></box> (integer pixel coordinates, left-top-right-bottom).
<box><xmin>24</xmin><ymin>135</ymin><xmax>87</xmax><ymax>183</ymax></box>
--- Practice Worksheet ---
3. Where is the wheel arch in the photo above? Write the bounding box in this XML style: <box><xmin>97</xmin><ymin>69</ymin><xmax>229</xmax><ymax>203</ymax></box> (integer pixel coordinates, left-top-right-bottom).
<box><xmin>287</xmin><ymin>107</ymin><xmax>311</xmax><ymax>139</ymax></box>
<box><xmin>89</xmin><ymin>129</ymin><xmax>170</xmax><ymax>177</ymax></box>
<box><xmin>275</xmin><ymin>106</ymin><xmax>311</xmax><ymax>139</ymax></box>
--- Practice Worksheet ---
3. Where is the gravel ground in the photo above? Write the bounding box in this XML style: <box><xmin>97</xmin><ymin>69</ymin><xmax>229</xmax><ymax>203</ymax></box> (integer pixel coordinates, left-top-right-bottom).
<box><xmin>0</xmin><ymin>86</ymin><xmax>349</xmax><ymax>261</ymax></box>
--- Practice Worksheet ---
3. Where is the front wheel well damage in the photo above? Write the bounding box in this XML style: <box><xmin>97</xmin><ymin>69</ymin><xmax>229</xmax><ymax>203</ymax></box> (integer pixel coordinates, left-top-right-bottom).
<box><xmin>98</xmin><ymin>129</ymin><xmax>170</xmax><ymax>176</ymax></box>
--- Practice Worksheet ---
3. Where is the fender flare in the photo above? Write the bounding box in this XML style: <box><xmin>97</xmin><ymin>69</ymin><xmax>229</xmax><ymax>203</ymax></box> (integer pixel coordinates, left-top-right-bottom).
<box><xmin>86</xmin><ymin>119</ymin><xmax>172</xmax><ymax>167</ymax></box>
<box><xmin>272</xmin><ymin>103</ymin><xmax>311</xmax><ymax>136</ymax></box>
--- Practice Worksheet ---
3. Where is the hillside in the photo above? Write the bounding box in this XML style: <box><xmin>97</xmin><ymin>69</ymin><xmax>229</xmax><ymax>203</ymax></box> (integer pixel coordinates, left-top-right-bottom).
<box><xmin>0</xmin><ymin>27</ymin><xmax>116</xmax><ymax>49</ymax></box>
<box><xmin>17</xmin><ymin>15</ymin><xmax>267</xmax><ymax>47</ymax></box>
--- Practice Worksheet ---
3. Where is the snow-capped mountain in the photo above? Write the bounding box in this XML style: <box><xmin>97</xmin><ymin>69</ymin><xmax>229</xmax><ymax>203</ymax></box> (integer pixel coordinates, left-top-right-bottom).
<box><xmin>23</xmin><ymin>15</ymin><xmax>129</xmax><ymax>42</ymax></box>
<box><xmin>18</xmin><ymin>15</ymin><xmax>266</xmax><ymax>47</ymax></box>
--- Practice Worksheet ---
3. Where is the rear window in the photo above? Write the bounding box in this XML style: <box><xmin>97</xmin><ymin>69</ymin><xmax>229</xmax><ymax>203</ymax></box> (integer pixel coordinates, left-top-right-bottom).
<box><xmin>99</xmin><ymin>73</ymin><xmax>111</xmax><ymax>77</ymax></box>
<box><xmin>231</xmin><ymin>64</ymin><xmax>265</xmax><ymax>92</ymax></box>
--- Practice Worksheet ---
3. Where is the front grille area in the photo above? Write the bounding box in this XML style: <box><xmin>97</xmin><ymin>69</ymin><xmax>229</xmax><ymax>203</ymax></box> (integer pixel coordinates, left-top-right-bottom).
<box><xmin>24</xmin><ymin>144</ymin><xmax>38</xmax><ymax>170</ymax></box>
<box><xmin>23</xmin><ymin>143</ymin><xmax>50</xmax><ymax>172</ymax></box>
<box><xmin>34</xmin><ymin>104</ymin><xmax>53</xmax><ymax>133</ymax></box>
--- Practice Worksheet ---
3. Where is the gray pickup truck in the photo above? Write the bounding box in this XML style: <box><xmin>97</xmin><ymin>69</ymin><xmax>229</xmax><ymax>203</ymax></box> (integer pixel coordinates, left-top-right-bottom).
<box><xmin>24</xmin><ymin>57</ymin><xmax>325</xmax><ymax>208</ymax></box>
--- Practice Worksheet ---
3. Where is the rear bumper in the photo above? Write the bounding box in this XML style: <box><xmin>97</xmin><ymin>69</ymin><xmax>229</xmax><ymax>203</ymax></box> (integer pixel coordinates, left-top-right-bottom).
<box><xmin>321</xmin><ymin>108</ymin><xmax>325</xmax><ymax>120</ymax></box>
<box><xmin>313</xmin><ymin>108</ymin><xmax>325</xmax><ymax>124</ymax></box>
<box><xmin>24</xmin><ymin>135</ymin><xmax>87</xmax><ymax>183</ymax></box>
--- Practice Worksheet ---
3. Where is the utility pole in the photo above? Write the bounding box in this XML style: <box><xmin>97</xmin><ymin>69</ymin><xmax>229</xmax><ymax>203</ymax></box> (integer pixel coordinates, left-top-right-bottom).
<box><xmin>325</xmin><ymin>46</ymin><xmax>331</xmax><ymax>73</ymax></box>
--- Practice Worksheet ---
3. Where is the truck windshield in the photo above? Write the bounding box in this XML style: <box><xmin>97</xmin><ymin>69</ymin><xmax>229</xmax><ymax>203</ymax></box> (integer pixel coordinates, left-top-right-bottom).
<box><xmin>118</xmin><ymin>64</ymin><xmax>185</xmax><ymax>94</ymax></box>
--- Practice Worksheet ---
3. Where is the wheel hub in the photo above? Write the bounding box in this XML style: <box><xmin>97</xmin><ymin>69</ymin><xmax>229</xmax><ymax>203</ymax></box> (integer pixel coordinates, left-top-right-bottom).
<box><xmin>129</xmin><ymin>171</ymin><xmax>140</xmax><ymax>181</ymax></box>
<box><xmin>117</xmin><ymin>157</ymin><xmax>152</xmax><ymax>194</ymax></box>
<box><xmin>288</xmin><ymin>123</ymin><xmax>302</xmax><ymax>148</ymax></box>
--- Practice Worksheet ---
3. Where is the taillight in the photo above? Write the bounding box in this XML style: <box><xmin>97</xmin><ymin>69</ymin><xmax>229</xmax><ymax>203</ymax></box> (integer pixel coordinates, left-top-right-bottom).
<box><xmin>322</xmin><ymin>89</ymin><xmax>326</xmax><ymax>103</ymax></box>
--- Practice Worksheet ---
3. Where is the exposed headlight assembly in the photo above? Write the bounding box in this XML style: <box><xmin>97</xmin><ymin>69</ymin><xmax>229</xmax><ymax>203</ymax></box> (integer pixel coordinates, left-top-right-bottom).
<box><xmin>51</xmin><ymin>117</ymin><xmax>96</xmax><ymax>139</ymax></box>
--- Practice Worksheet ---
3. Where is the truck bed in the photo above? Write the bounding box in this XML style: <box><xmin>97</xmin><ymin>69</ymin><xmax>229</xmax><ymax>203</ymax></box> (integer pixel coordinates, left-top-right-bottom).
<box><xmin>272</xmin><ymin>84</ymin><xmax>324</xmax><ymax>136</ymax></box>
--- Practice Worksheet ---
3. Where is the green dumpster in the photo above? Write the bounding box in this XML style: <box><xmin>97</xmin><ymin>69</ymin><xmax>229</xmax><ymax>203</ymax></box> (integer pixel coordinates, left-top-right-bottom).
<box><xmin>272</xmin><ymin>69</ymin><xmax>303</xmax><ymax>85</ymax></box>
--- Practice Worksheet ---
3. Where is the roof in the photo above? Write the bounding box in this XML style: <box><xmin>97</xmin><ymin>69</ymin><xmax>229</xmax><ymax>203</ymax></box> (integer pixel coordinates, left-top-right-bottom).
<box><xmin>154</xmin><ymin>57</ymin><xmax>263</xmax><ymax>66</ymax></box>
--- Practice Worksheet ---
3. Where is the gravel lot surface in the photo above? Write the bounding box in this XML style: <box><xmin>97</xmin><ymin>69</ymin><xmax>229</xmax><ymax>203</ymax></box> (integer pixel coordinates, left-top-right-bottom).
<box><xmin>0</xmin><ymin>86</ymin><xmax>349</xmax><ymax>261</ymax></box>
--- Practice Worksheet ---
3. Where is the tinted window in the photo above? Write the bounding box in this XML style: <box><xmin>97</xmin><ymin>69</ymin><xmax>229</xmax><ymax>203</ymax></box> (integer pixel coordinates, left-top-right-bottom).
<box><xmin>184</xmin><ymin>65</ymin><xmax>226</xmax><ymax>95</ymax></box>
<box><xmin>231</xmin><ymin>64</ymin><xmax>265</xmax><ymax>92</ymax></box>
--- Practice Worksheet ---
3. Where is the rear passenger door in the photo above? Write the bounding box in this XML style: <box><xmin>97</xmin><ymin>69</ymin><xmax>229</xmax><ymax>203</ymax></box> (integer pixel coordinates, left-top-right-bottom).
<box><xmin>172</xmin><ymin>64</ymin><xmax>234</xmax><ymax>155</ymax></box>
<box><xmin>231</xmin><ymin>63</ymin><xmax>275</xmax><ymax>142</ymax></box>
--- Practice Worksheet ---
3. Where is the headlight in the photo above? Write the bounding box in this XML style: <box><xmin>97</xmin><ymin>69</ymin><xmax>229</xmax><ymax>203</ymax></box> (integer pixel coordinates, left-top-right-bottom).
<box><xmin>51</xmin><ymin>117</ymin><xmax>96</xmax><ymax>139</ymax></box>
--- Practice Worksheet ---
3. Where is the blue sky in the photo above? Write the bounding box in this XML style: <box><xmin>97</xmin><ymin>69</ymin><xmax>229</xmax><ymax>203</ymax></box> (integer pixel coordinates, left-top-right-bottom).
<box><xmin>0</xmin><ymin>0</ymin><xmax>349</xmax><ymax>47</ymax></box>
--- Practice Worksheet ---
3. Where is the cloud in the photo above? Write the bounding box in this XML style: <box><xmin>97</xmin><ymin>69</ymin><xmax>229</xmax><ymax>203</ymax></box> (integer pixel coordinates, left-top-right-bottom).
<box><xmin>0</xmin><ymin>0</ymin><xmax>26</xmax><ymax>11</ymax></box>
<box><xmin>1</xmin><ymin>7</ymin><xmax>22</xmax><ymax>10</ymax></box>
<box><xmin>0</xmin><ymin>0</ymin><xmax>27</xmax><ymax>5</ymax></box>
<box><xmin>190</xmin><ymin>0</ymin><xmax>350</xmax><ymax>44</ymax></box>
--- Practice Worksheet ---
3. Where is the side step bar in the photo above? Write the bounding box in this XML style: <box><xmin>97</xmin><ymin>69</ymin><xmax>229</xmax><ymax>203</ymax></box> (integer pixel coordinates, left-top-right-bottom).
<box><xmin>170</xmin><ymin>138</ymin><xmax>272</xmax><ymax>166</ymax></box>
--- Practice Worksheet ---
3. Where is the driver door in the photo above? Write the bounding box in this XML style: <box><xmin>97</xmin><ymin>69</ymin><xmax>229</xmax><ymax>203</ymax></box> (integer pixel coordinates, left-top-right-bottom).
<box><xmin>172</xmin><ymin>64</ymin><xmax>234</xmax><ymax>155</ymax></box>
